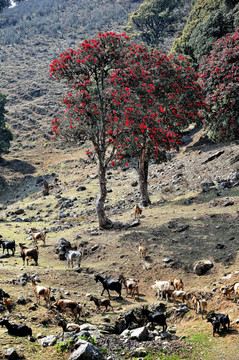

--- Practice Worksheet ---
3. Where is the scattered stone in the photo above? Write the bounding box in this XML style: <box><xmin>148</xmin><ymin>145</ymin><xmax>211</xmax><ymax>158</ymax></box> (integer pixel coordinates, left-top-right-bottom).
<box><xmin>69</xmin><ymin>342</ymin><xmax>105</xmax><ymax>360</ymax></box>
<box><xmin>200</xmin><ymin>179</ymin><xmax>215</xmax><ymax>192</ymax></box>
<box><xmin>202</xmin><ymin>150</ymin><xmax>224</xmax><ymax>164</ymax></box>
<box><xmin>77</xmin><ymin>186</ymin><xmax>86</xmax><ymax>191</ymax></box>
<box><xmin>174</xmin><ymin>224</ymin><xmax>189</xmax><ymax>232</ymax></box>
<box><xmin>17</xmin><ymin>295</ymin><xmax>27</xmax><ymax>305</ymax></box>
<box><xmin>222</xmin><ymin>197</ymin><xmax>234</xmax><ymax>207</ymax></box>
<box><xmin>38</xmin><ymin>335</ymin><xmax>56</xmax><ymax>347</ymax></box>
<box><xmin>5</xmin><ymin>348</ymin><xmax>19</xmax><ymax>360</ymax></box>
<box><xmin>216</xmin><ymin>243</ymin><xmax>225</xmax><ymax>249</ymax></box>
<box><xmin>91</xmin><ymin>244</ymin><xmax>99</xmax><ymax>252</ymax></box>
<box><xmin>193</xmin><ymin>260</ymin><xmax>214</xmax><ymax>276</ymax></box>
<box><xmin>121</xmin><ymin>326</ymin><xmax>149</xmax><ymax>341</ymax></box>
<box><xmin>130</xmin><ymin>347</ymin><xmax>147</xmax><ymax>357</ymax></box>
<box><xmin>125</xmin><ymin>219</ymin><xmax>140</xmax><ymax>229</ymax></box>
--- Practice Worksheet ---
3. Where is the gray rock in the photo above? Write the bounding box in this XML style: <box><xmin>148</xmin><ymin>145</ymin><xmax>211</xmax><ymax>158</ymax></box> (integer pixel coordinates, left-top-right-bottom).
<box><xmin>121</xmin><ymin>326</ymin><xmax>149</xmax><ymax>341</ymax></box>
<box><xmin>77</xmin><ymin>186</ymin><xmax>87</xmax><ymax>191</ymax></box>
<box><xmin>130</xmin><ymin>347</ymin><xmax>147</xmax><ymax>357</ymax></box>
<box><xmin>124</xmin><ymin>219</ymin><xmax>140</xmax><ymax>229</ymax></box>
<box><xmin>131</xmin><ymin>326</ymin><xmax>149</xmax><ymax>341</ymax></box>
<box><xmin>5</xmin><ymin>348</ymin><xmax>19</xmax><ymax>360</ymax></box>
<box><xmin>68</xmin><ymin>342</ymin><xmax>105</xmax><ymax>360</ymax></box>
<box><xmin>200</xmin><ymin>179</ymin><xmax>215</xmax><ymax>192</ymax></box>
<box><xmin>193</xmin><ymin>260</ymin><xmax>214</xmax><ymax>275</ymax></box>
<box><xmin>38</xmin><ymin>335</ymin><xmax>57</xmax><ymax>347</ymax></box>
<box><xmin>227</xmin><ymin>169</ymin><xmax>239</xmax><ymax>187</ymax></box>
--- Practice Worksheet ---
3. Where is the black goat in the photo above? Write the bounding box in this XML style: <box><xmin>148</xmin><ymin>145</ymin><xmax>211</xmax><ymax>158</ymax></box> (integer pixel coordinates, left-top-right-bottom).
<box><xmin>0</xmin><ymin>289</ymin><xmax>10</xmax><ymax>300</ymax></box>
<box><xmin>0</xmin><ymin>240</ymin><xmax>16</xmax><ymax>256</ymax></box>
<box><xmin>207</xmin><ymin>318</ymin><xmax>221</xmax><ymax>336</ymax></box>
<box><xmin>124</xmin><ymin>309</ymin><xmax>139</xmax><ymax>329</ymax></box>
<box><xmin>207</xmin><ymin>312</ymin><xmax>230</xmax><ymax>334</ymax></box>
<box><xmin>141</xmin><ymin>307</ymin><xmax>167</xmax><ymax>331</ymax></box>
<box><xmin>94</xmin><ymin>274</ymin><xmax>122</xmax><ymax>299</ymax></box>
<box><xmin>0</xmin><ymin>319</ymin><xmax>32</xmax><ymax>337</ymax></box>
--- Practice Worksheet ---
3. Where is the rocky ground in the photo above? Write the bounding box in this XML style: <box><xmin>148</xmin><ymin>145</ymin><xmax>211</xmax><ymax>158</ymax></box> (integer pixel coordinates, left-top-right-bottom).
<box><xmin>0</xmin><ymin>132</ymin><xmax>238</xmax><ymax>360</ymax></box>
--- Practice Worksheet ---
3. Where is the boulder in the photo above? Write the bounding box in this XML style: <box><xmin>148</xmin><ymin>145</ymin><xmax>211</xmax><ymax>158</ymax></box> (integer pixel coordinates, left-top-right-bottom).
<box><xmin>5</xmin><ymin>348</ymin><xmax>19</xmax><ymax>360</ymax></box>
<box><xmin>68</xmin><ymin>342</ymin><xmax>105</xmax><ymax>360</ymax></box>
<box><xmin>200</xmin><ymin>179</ymin><xmax>215</xmax><ymax>192</ymax></box>
<box><xmin>193</xmin><ymin>260</ymin><xmax>214</xmax><ymax>275</ymax></box>
<box><xmin>54</xmin><ymin>238</ymin><xmax>72</xmax><ymax>255</ymax></box>
<box><xmin>121</xmin><ymin>326</ymin><xmax>149</xmax><ymax>341</ymax></box>
<box><xmin>38</xmin><ymin>335</ymin><xmax>57</xmax><ymax>347</ymax></box>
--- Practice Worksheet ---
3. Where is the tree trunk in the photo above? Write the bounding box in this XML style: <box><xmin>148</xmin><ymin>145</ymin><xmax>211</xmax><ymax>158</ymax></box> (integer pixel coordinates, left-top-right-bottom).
<box><xmin>139</xmin><ymin>146</ymin><xmax>151</xmax><ymax>206</ymax></box>
<box><xmin>96</xmin><ymin>162</ymin><xmax>112</xmax><ymax>229</ymax></box>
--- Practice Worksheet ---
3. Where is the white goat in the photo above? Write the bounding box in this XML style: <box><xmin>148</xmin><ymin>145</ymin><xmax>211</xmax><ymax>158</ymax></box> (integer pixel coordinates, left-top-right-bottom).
<box><xmin>151</xmin><ymin>280</ymin><xmax>171</xmax><ymax>300</ymax></box>
<box><xmin>234</xmin><ymin>283</ymin><xmax>239</xmax><ymax>302</ymax></box>
<box><xmin>67</xmin><ymin>250</ymin><xmax>82</xmax><ymax>268</ymax></box>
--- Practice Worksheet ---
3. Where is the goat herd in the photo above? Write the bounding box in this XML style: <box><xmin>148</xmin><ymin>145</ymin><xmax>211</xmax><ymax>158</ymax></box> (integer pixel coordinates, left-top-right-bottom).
<box><xmin>0</xmin><ymin>227</ymin><xmax>238</xmax><ymax>342</ymax></box>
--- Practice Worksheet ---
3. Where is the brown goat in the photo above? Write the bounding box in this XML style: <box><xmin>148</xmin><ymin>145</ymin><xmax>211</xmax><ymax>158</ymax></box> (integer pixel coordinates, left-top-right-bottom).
<box><xmin>190</xmin><ymin>293</ymin><xmax>198</xmax><ymax>312</ymax></box>
<box><xmin>134</xmin><ymin>205</ymin><xmax>142</xmax><ymax>220</ymax></box>
<box><xmin>19</xmin><ymin>243</ymin><xmax>39</xmax><ymax>266</ymax></box>
<box><xmin>3</xmin><ymin>298</ymin><xmax>13</xmax><ymax>312</ymax></box>
<box><xmin>190</xmin><ymin>293</ymin><xmax>207</xmax><ymax>317</ymax></box>
<box><xmin>89</xmin><ymin>295</ymin><xmax>114</xmax><ymax>312</ymax></box>
<box><xmin>165</xmin><ymin>289</ymin><xmax>190</xmax><ymax>304</ymax></box>
<box><xmin>32</xmin><ymin>280</ymin><xmax>51</xmax><ymax>307</ymax></box>
<box><xmin>139</xmin><ymin>242</ymin><xmax>147</xmax><ymax>259</ymax></box>
<box><xmin>53</xmin><ymin>299</ymin><xmax>82</xmax><ymax>320</ymax></box>
<box><xmin>171</xmin><ymin>278</ymin><xmax>184</xmax><ymax>291</ymax></box>
<box><xmin>197</xmin><ymin>298</ymin><xmax>207</xmax><ymax>317</ymax></box>
<box><xmin>119</xmin><ymin>275</ymin><xmax>139</xmax><ymax>300</ymax></box>
<box><xmin>31</xmin><ymin>228</ymin><xmax>46</xmax><ymax>246</ymax></box>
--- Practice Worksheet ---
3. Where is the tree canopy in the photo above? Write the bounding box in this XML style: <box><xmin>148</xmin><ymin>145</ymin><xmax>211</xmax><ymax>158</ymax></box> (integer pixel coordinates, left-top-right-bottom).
<box><xmin>172</xmin><ymin>0</ymin><xmax>239</xmax><ymax>63</ymax></box>
<box><xmin>126</xmin><ymin>0</ymin><xmax>191</xmax><ymax>49</ymax></box>
<box><xmin>50</xmin><ymin>32</ymin><xmax>206</xmax><ymax>223</ymax></box>
<box><xmin>198</xmin><ymin>29</ymin><xmax>239</xmax><ymax>142</ymax></box>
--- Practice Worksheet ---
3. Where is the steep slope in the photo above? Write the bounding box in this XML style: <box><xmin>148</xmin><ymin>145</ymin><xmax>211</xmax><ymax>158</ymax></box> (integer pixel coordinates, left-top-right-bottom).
<box><xmin>0</xmin><ymin>0</ymin><xmax>143</xmax><ymax>156</ymax></box>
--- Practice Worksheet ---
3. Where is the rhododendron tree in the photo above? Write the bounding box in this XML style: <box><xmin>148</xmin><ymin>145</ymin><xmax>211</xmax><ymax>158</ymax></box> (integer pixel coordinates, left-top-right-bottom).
<box><xmin>50</xmin><ymin>32</ymin><xmax>133</xmax><ymax>229</ymax></box>
<box><xmin>109</xmin><ymin>45</ymin><xmax>206</xmax><ymax>205</ymax></box>
<box><xmin>50</xmin><ymin>32</ymin><xmax>206</xmax><ymax>225</ymax></box>
<box><xmin>199</xmin><ymin>29</ymin><xmax>239</xmax><ymax>142</ymax></box>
